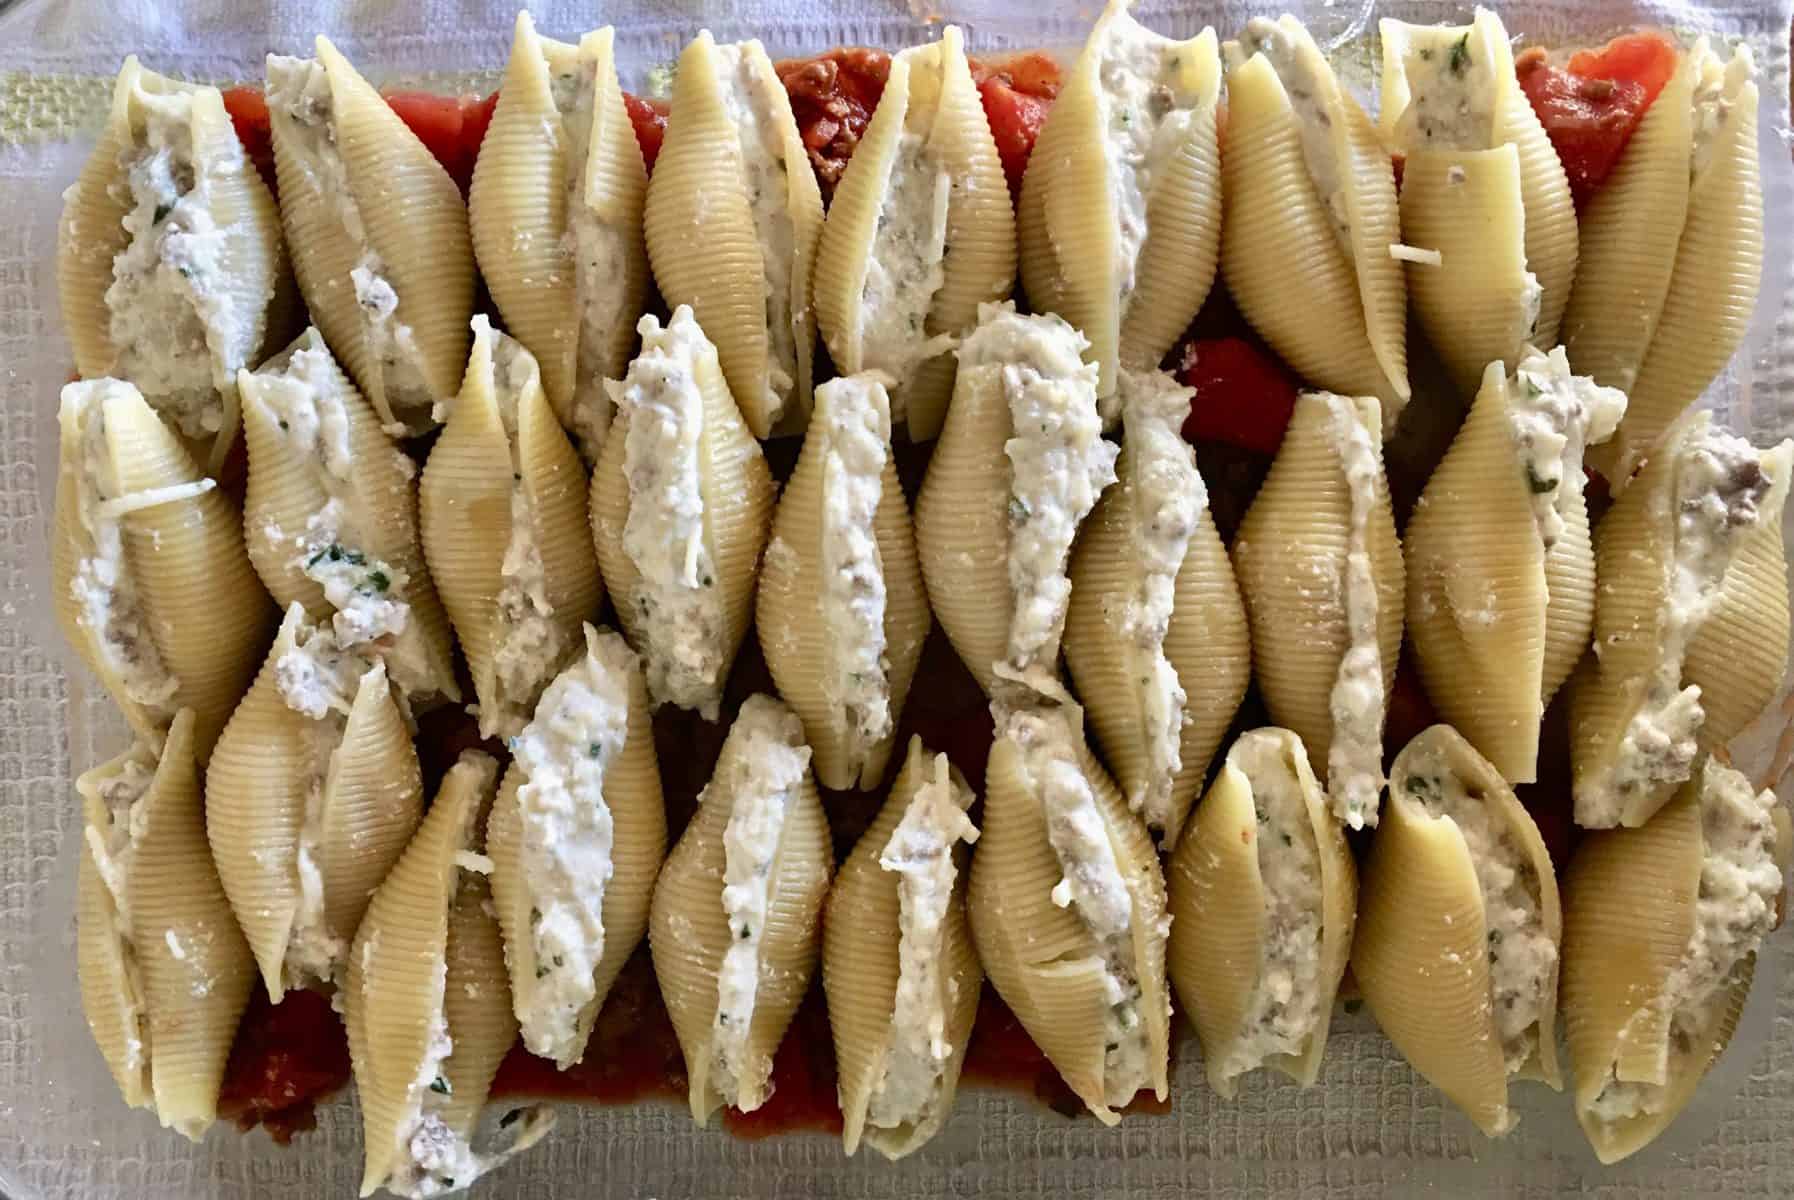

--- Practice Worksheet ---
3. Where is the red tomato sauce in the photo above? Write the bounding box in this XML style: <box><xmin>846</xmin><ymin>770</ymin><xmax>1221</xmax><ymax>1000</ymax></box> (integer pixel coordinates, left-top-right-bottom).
<box><xmin>216</xmin><ymin>987</ymin><xmax>352</xmax><ymax>1143</ymax></box>
<box><xmin>1174</xmin><ymin>334</ymin><xmax>1301</xmax><ymax>458</ymax></box>
<box><xmin>1516</xmin><ymin>32</ymin><xmax>1679</xmax><ymax>209</ymax></box>
<box><xmin>775</xmin><ymin>48</ymin><xmax>893</xmax><ymax>200</ymax></box>
<box><xmin>970</xmin><ymin>52</ymin><xmax>1063</xmax><ymax>199</ymax></box>
<box><xmin>622</xmin><ymin>92</ymin><xmax>669</xmax><ymax>174</ymax></box>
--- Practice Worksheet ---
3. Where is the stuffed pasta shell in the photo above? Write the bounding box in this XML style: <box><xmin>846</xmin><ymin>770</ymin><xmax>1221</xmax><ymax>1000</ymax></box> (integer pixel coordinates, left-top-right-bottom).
<box><xmin>823</xmin><ymin>737</ymin><xmax>980</xmax><ymax>1159</ymax></box>
<box><xmin>1064</xmin><ymin>368</ymin><xmax>1249</xmax><ymax>844</ymax></box>
<box><xmin>1016</xmin><ymin>0</ymin><xmax>1220</xmax><ymax>417</ymax></box>
<box><xmin>1353</xmin><ymin>725</ymin><xmax>1563</xmax><ymax>1137</ymax></box>
<box><xmin>1221</xmin><ymin>18</ymin><xmax>1407</xmax><ymax>425</ymax></box>
<box><xmin>52</xmin><ymin>378</ymin><xmax>272</xmax><ymax>761</ymax></box>
<box><xmin>1570</xmin><ymin>414</ymin><xmax>1791</xmax><ymax>828</ymax></box>
<box><xmin>915</xmin><ymin>303</ymin><xmax>1118</xmax><ymax>699</ymax></box>
<box><xmin>267</xmin><ymin>38</ymin><xmax>474</xmax><ymax>434</ymax></box>
<box><xmin>486</xmin><ymin>624</ymin><xmax>666</xmax><ymax>1070</ymax></box>
<box><xmin>241</xmin><ymin>328</ymin><xmax>457</xmax><ymax>708</ymax></box>
<box><xmin>57</xmin><ymin>57</ymin><xmax>289</xmax><ymax>475</ymax></box>
<box><xmin>1165</xmin><ymin>728</ymin><xmax>1354</xmax><ymax>1097</ymax></box>
<box><xmin>757</xmin><ymin>374</ymin><xmax>928</xmax><ymax>789</ymax></box>
<box><xmin>811</xmin><ymin>25</ymin><xmax>1014</xmax><ymax>440</ymax></box>
<box><xmin>76</xmin><ymin>709</ymin><xmax>256</xmax><ymax>1139</ymax></box>
<box><xmin>345</xmin><ymin>751</ymin><xmax>553</xmax><ymax>1198</ymax></box>
<box><xmin>591</xmin><ymin>307</ymin><xmax>774</xmax><ymax>719</ymax></box>
<box><xmin>1405</xmin><ymin>348</ymin><xmax>1625</xmax><ymax>783</ymax></box>
<box><xmin>1231</xmin><ymin>391</ymin><xmax>1403</xmax><ymax>829</ymax></box>
<box><xmin>469</xmin><ymin>14</ymin><xmax>649</xmax><ymax>458</ymax></box>
<box><xmin>644</xmin><ymin>31</ymin><xmax>823</xmax><ymax>437</ymax></box>
<box><xmin>1378</xmin><ymin>9</ymin><xmax>1578</xmax><ymax>395</ymax></box>
<box><xmin>206</xmin><ymin>603</ymin><xmax>423</xmax><ymax>999</ymax></box>
<box><xmin>421</xmin><ymin>317</ymin><xmax>602</xmax><ymax>740</ymax></box>
<box><xmin>967</xmin><ymin>703</ymin><xmax>1171</xmax><ymax>1124</ymax></box>
<box><xmin>1562</xmin><ymin>757</ymin><xmax>1784</xmax><ymax>1163</ymax></box>
<box><xmin>648</xmin><ymin>695</ymin><xmax>833</xmax><ymax>1124</ymax></box>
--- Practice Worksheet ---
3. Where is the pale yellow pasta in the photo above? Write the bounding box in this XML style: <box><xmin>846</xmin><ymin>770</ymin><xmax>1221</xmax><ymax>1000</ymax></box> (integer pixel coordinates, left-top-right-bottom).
<box><xmin>966</xmin><ymin>703</ymin><xmax>1170</xmax><ymax>1125</ymax></box>
<box><xmin>1165</xmin><ymin>728</ymin><xmax>1354</xmax><ymax>1097</ymax></box>
<box><xmin>1064</xmin><ymin>369</ymin><xmax>1248</xmax><ymax>845</ymax></box>
<box><xmin>1561</xmin><ymin>758</ymin><xmax>1782</xmax><ymax>1163</ymax></box>
<box><xmin>486</xmin><ymin>623</ymin><xmax>666</xmax><ymax>1070</ymax></box>
<box><xmin>240</xmin><ymin>327</ymin><xmax>458</xmax><ymax>707</ymax></box>
<box><xmin>1405</xmin><ymin>349</ymin><xmax>1624</xmax><ymax>782</ymax></box>
<box><xmin>648</xmin><ymin>695</ymin><xmax>833</xmax><ymax>1124</ymax></box>
<box><xmin>1591</xmin><ymin>46</ymin><xmax>1764</xmax><ymax>485</ymax></box>
<box><xmin>266</xmin><ymin>37</ymin><xmax>474</xmax><ymax>433</ymax></box>
<box><xmin>206</xmin><ymin>603</ymin><xmax>423</xmax><ymax>1000</ymax></box>
<box><xmin>420</xmin><ymin>317</ymin><xmax>602</xmax><ymax>740</ymax></box>
<box><xmin>1017</xmin><ymin>0</ymin><xmax>1220</xmax><ymax>416</ymax></box>
<box><xmin>76</xmin><ymin>709</ymin><xmax>256</xmax><ymax>1140</ymax></box>
<box><xmin>812</xmin><ymin>25</ymin><xmax>1014</xmax><ymax>440</ymax></box>
<box><xmin>1353</xmin><ymin>725</ymin><xmax>1563</xmax><ymax>1137</ymax></box>
<box><xmin>1231</xmin><ymin>391</ymin><xmax>1403</xmax><ymax>828</ymax></box>
<box><xmin>468</xmin><ymin>15</ymin><xmax>649</xmax><ymax>459</ymax></box>
<box><xmin>344</xmin><ymin>751</ymin><xmax>554</xmax><ymax>1198</ymax></box>
<box><xmin>1221</xmin><ymin>18</ymin><xmax>1408</xmax><ymax>426</ymax></box>
<box><xmin>1570</xmin><ymin>413</ymin><xmax>1791</xmax><ymax>828</ymax></box>
<box><xmin>643</xmin><ymin>32</ymin><xmax>823</xmax><ymax>437</ymax></box>
<box><xmin>756</xmin><ymin>374</ymin><xmax>930</xmax><ymax>790</ymax></box>
<box><xmin>823</xmin><ymin>737</ymin><xmax>980</xmax><ymax>1159</ymax></box>
<box><xmin>57</xmin><ymin>56</ymin><xmax>290</xmax><ymax>475</ymax></box>
<box><xmin>51</xmin><ymin>378</ymin><xmax>272</xmax><ymax>761</ymax></box>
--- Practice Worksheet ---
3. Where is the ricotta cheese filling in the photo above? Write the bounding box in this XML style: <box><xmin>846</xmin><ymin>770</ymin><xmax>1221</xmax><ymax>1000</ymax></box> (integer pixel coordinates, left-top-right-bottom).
<box><xmin>1093</xmin><ymin>10</ymin><xmax>1205</xmax><ymax>311</ymax></box>
<box><xmin>102</xmin><ymin>88</ymin><xmax>247</xmax><ymax>439</ymax></box>
<box><xmin>959</xmin><ymin>304</ymin><xmax>1118</xmax><ymax>692</ymax></box>
<box><xmin>1006</xmin><ymin>708</ymin><xmax>1154</xmax><ymax>1107</ymax></box>
<box><xmin>611</xmin><ymin>308</ymin><xmax>729</xmax><ymax>718</ymax></box>
<box><xmin>1689</xmin><ymin>47</ymin><xmax>1751</xmax><ymax>179</ymax></box>
<box><xmin>814</xmin><ymin>376</ymin><xmax>894</xmax><ymax>763</ymax></box>
<box><xmin>1219</xmin><ymin>734</ymin><xmax>1324</xmax><ymax>1083</ymax></box>
<box><xmin>709</xmin><ymin>697</ymin><xmax>814</xmax><ymax>1107</ymax></box>
<box><xmin>1116</xmin><ymin>370</ymin><xmax>1203</xmax><ymax>830</ymax></box>
<box><xmin>1588</xmin><ymin>760</ymin><xmax>1780</xmax><ymax>1125</ymax></box>
<box><xmin>508</xmin><ymin>632</ymin><xmax>632</xmax><ymax>1066</ymax></box>
<box><xmin>867</xmin><ymin>753</ymin><xmax>979</xmax><ymax>1133</ymax></box>
<box><xmin>1322</xmin><ymin>395</ymin><xmax>1387</xmax><ymax>829</ymax></box>
<box><xmin>857</xmin><ymin>130</ymin><xmax>955</xmax><ymax>402</ymax></box>
<box><xmin>83</xmin><ymin>753</ymin><xmax>157</xmax><ymax>1075</ymax></box>
<box><xmin>1387</xmin><ymin>26</ymin><xmax>1496</xmax><ymax>151</ymax></box>
<box><xmin>266</xmin><ymin>56</ymin><xmax>434</xmax><ymax>431</ymax></box>
<box><xmin>1579</xmin><ymin>426</ymin><xmax>1771</xmax><ymax>827</ymax></box>
<box><xmin>714</xmin><ymin>43</ymin><xmax>800</xmax><ymax>422</ymax></box>
<box><xmin>1400</xmin><ymin>748</ymin><xmax>1556</xmax><ymax>1074</ymax></box>
<box><xmin>1234</xmin><ymin>19</ymin><xmax>1351</xmax><ymax>248</ymax></box>
<box><xmin>1506</xmin><ymin>346</ymin><xmax>1626</xmax><ymax>551</ymax></box>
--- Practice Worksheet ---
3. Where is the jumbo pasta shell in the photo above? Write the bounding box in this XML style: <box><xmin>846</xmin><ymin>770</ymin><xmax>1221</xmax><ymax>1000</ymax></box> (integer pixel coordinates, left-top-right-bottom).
<box><xmin>812</xmin><ymin>26</ymin><xmax>1015</xmax><ymax>440</ymax></box>
<box><xmin>267</xmin><ymin>37</ymin><xmax>474</xmax><ymax>433</ymax></box>
<box><xmin>1165</xmin><ymin>728</ymin><xmax>1355</xmax><ymax>1096</ymax></box>
<box><xmin>756</xmin><ymin>374</ymin><xmax>930</xmax><ymax>790</ymax></box>
<box><xmin>240</xmin><ymin>328</ymin><xmax>458</xmax><ymax>706</ymax></box>
<box><xmin>643</xmin><ymin>32</ymin><xmax>823</xmax><ymax>437</ymax></box>
<box><xmin>52</xmin><ymin>379</ymin><xmax>273</xmax><ymax>760</ymax></box>
<box><xmin>647</xmin><ymin>695</ymin><xmax>833</xmax><ymax>1124</ymax></box>
<box><xmin>823</xmin><ymin>737</ymin><xmax>980</xmax><ymax>1159</ymax></box>
<box><xmin>420</xmin><ymin>317</ymin><xmax>602</xmax><ymax>739</ymax></box>
<box><xmin>57</xmin><ymin>57</ymin><xmax>289</xmax><ymax>475</ymax></box>
<box><xmin>469</xmin><ymin>16</ymin><xmax>649</xmax><ymax>457</ymax></box>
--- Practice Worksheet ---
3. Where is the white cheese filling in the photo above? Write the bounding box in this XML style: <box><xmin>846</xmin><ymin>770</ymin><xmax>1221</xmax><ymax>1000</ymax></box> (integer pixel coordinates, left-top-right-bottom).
<box><xmin>1388</xmin><ymin>25</ymin><xmax>1496</xmax><ymax>151</ymax></box>
<box><xmin>709</xmin><ymin>697</ymin><xmax>814</xmax><ymax>1108</ymax></box>
<box><xmin>1580</xmin><ymin>426</ymin><xmax>1771</xmax><ymax>827</ymax></box>
<box><xmin>82</xmin><ymin>753</ymin><xmax>157</xmax><ymax>1076</ymax></box>
<box><xmin>857</xmin><ymin>130</ymin><xmax>954</xmax><ymax>405</ymax></box>
<box><xmin>960</xmin><ymin>304</ymin><xmax>1118</xmax><ymax>692</ymax></box>
<box><xmin>266</xmin><ymin>55</ymin><xmax>433</xmax><ymax>431</ymax></box>
<box><xmin>1506</xmin><ymin>346</ymin><xmax>1626</xmax><ymax>552</ymax></box>
<box><xmin>610</xmin><ymin>307</ymin><xmax>729</xmax><ymax>719</ymax></box>
<box><xmin>1321</xmin><ymin>395</ymin><xmax>1387</xmax><ymax>829</ymax></box>
<box><xmin>1234</xmin><ymin>19</ymin><xmax>1351</xmax><ymax>248</ymax></box>
<box><xmin>1220</xmin><ymin>733</ymin><xmax>1324</xmax><ymax>1084</ymax></box>
<box><xmin>1093</xmin><ymin>10</ymin><xmax>1205</xmax><ymax>311</ymax></box>
<box><xmin>1006</xmin><ymin>708</ymin><xmax>1152</xmax><ymax>1108</ymax></box>
<box><xmin>713</xmin><ymin>43</ymin><xmax>800</xmax><ymax>423</ymax></box>
<box><xmin>868</xmin><ymin>753</ymin><xmax>979</xmax><ymax>1133</ymax></box>
<box><xmin>508</xmin><ymin>631</ymin><xmax>632</xmax><ymax>1066</ymax></box>
<box><xmin>1690</xmin><ymin>46</ymin><xmax>1752</xmax><ymax>180</ymax></box>
<box><xmin>815</xmin><ymin>376</ymin><xmax>894</xmax><ymax>762</ymax></box>
<box><xmin>1588</xmin><ymin>761</ymin><xmax>1780</xmax><ymax>1125</ymax></box>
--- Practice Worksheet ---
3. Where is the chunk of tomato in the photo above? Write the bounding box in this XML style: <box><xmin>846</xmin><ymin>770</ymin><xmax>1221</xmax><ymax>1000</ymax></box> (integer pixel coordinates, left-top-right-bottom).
<box><xmin>970</xmin><ymin>52</ymin><xmax>1061</xmax><ymax>199</ymax></box>
<box><xmin>381</xmin><ymin>89</ymin><xmax>495</xmax><ymax>194</ymax></box>
<box><xmin>1175</xmin><ymin>336</ymin><xmax>1300</xmax><ymax>457</ymax></box>
<box><xmin>622</xmin><ymin>92</ymin><xmax>669</xmax><ymax>174</ymax></box>
<box><xmin>1516</xmin><ymin>32</ymin><xmax>1677</xmax><ymax>209</ymax></box>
